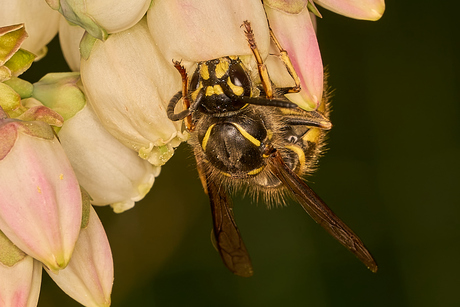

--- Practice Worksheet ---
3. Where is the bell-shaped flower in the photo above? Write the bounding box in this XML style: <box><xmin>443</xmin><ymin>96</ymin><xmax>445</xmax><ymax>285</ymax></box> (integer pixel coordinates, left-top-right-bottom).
<box><xmin>315</xmin><ymin>0</ymin><xmax>385</xmax><ymax>20</ymax></box>
<box><xmin>59</xmin><ymin>17</ymin><xmax>85</xmax><ymax>72</ymax></box>
<box><xmin>0</xmin><ymin>229</ymin><xmax>42</xmax><ymax>307</ymax></box>
<box><xmin>0</xmin><ymin>254</ymin><xmax>42</xmax><ymax>307</ymax></box>
<box><xmin>0</xmin><ymin>1</ymin><xmax>60</xmax><ymax>59</ymax></box>
<box><xmin>59</xmin><ymin>102</ymin><xmax>159</xmax><ymax>213</ymax></box>
<box><xmin>80</xmin><ymin>18</ymin><xmax>187</xmax><ymax>166</ymax></box>
<box><xmin>46</xmin><ymin>206</ymin><xmax>113</xmax><ymax>307</ymax></box>
<box><xmin>147</xmin><ymin>0</ymin><xmax>270</xmax><ymax>66</ymax></box>
<box><xmin>47</xmin><ymin>0</ymin><xmax>151</xmax><ymax>41</ymax></box>
<box><xmin>32</xmin><ymin>72</ymin><xmax>159</xmax><ymax>212</ymax></box>
<box><xmin>0</xmin><ymin>106</ymin><xmax>82</xmax><ymax>271</ymax></box>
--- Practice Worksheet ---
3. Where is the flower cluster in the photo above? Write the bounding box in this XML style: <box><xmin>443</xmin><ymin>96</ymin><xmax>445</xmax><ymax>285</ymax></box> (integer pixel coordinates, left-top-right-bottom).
<box><xmin>0</xmin><ymin>0</ymin><xmax>384</xmax><ymax>306</ymax></box>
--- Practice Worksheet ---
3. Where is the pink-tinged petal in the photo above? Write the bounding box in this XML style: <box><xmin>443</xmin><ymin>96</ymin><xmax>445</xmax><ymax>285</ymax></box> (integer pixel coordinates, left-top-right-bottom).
<box><xmin>0</xmin><ymin>256</ymin><xmax>42</xmax><ymax>307</ymax></box>
<box><xmin>46</xmin><ymin>206</ymin><xmax>113</xmax><ymax>307</ymax></box>
<box><xmin>147</xmin><ymin>0</ymin><xmax>270</xmax><ymax>63</ymax></box>
<box><xmin>265</xmin><ymin>5</ymin><xmax>323</xmax><ymax>110</ymax></box>
<box><xmin>315</xmin><ymin>0</ymin><xmax>385</xmax><ymax>20</ymax></box>
<box><xmin>0</xmin><ymin>129</ymin><xmax>82</xmax><ymax>271</ymax></box>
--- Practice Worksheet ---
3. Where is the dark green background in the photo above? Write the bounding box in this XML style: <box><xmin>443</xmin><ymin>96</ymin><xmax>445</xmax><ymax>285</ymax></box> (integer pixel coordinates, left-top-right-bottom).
<box><xmin>23</xmin><ymin>0</ymin><xmax>460</xmax><ymax>306</ymax></box>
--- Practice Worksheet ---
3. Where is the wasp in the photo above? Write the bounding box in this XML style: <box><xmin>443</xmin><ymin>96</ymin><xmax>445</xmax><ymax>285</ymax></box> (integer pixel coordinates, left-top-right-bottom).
<box><xmin>167</xmin><ymin>21</ymin><xmax>377</xmax><ymax>277</ymax></box>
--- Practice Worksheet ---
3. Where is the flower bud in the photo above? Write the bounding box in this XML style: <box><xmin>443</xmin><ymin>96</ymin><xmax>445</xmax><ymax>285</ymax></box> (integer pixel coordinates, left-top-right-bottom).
<box><xmin>0</xmin><ymin>107</ymin><xmax>82</xmax><ymax>271</ymax></box>
<box><xmin>46</xmin><ymin>206</ymin><xmax>113</xmax><ymax>307</ymax></box>
<box><xmin>80</xmin><ymin>18</ymin><xmax>187</xmax><ymax>166</ymax></box>
<box><xmin>0</xmin><ymin>255</ymin><xmax>42</xmax><ymax>307</ymax></box>
<box><xmin>50</xmin><ymin>0</ymin><xmax>151</xmax><ymax>40</ymax></box>
<box><xmin>315</xmin><ymin>0</ymin><xmax>385</xmax><ymax>21</ymax></box>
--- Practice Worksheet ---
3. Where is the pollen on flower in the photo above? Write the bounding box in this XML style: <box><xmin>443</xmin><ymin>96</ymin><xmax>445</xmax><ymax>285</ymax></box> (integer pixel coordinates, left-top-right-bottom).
<box><xmin>59</xmin><ymin>173</ymin><xmax>64</xmax><ymax>180</ymax></box>
<box><xmin>37</xmin><ymin>186</ymin><xmax>42</xmax><ymax>194</ymax></box>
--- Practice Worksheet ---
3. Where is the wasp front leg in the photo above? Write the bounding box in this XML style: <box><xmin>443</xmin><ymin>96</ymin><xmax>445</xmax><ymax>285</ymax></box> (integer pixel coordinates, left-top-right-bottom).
<box><xmin>172</xmin><ymin>60</ymin><xmax>195</xmax><ymax>131</ymax></box>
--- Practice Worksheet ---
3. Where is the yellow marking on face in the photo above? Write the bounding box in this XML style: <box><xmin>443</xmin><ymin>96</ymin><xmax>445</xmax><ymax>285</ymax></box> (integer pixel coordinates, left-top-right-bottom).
<box><xmin>285</xmin><ymin>144</ymin><xmax>306</xmax><ymax>169</ymax></box>
<box><xmin>227</xmin><ymin>77</ymin><xmax>244</xmax><ymax>96</ymax></box>
<box><xmin>247</xmin><ymin>166</ymin><xmax>264</xmax><ymax>176</ymax></box>
<box><xmin>200</xmin><ymin>64</ymin><xmax>210</xmax><ymax>80</ymax></box>
<box><xmin>303</xmin><ymin>128</ymin><xmax>321</xmax><ymax>143</ymax></box>
<box><xmin>215</xmin><ymin>61</ymin><xmax>229</xmax><ymax>79</ymax></box>
<box><xmin>229</xmin><ymin>56</ymin><xmax>238</xmax><ymax>60</ymax></box>
<box><xmin>201</xmin><ymin>123</ymin><xmax>216</xmax><ymax>151</ymax></box>
<box><xmin>205</xmin><ymin>85</ymin><xmax>224</xmax><ymax>96</ymax></box>
<box><xmin>191</xmin><ymin>84</ymin><xmax>202</xmax><ymax>101</ymax></box>
<box><xmin>232</xmin><ymin>123</ymin><xmax>261</xmax><ymax>147</ymax></box>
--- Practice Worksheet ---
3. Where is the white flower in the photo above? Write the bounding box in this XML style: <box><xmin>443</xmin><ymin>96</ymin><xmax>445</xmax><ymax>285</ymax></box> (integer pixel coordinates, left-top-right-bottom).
<box><xmin>80</xmin><ymin>18</ymin><xmax>187</xmax><ymax>166</ymax></box>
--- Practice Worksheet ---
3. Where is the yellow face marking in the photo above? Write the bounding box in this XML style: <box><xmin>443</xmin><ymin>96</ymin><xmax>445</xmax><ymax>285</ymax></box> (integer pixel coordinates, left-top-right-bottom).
<box><xmin>227</xmin><ymin>77</ymin><xmax>244</xmax><ymax>96</ymax></box>
<box><xmin>232</xmin><ymin>123</ymin><xmax>261</xmax><ymax>147</ymax></box>
<box><xmin>201</xmin><ymin>123</ymin><xmax>216</xmax><ymax>151</ymax></box>
<box><xmin>285</xmin><ymin>144</ymin><xmax>306</xmax><ymax>169</ymax></box>
<box><xmin>205</xmin><ymin>85</ymin><xmax>224</xmax><ymax>96</ymax></box>
<box><xmin>191</xmin><ymin>84</ymin><xmax>202</xmax><ymax>101</ymax></box>
<box><xmin>200</xmin><ymin>64</ymin><xmax>210</xmax><ymax>80</ymax></box>
<box><xmin>215</xmin><ymin>61</ymin><xmax>229</xmax><ymax>79</ymax></box>
<box><xmin>303</xmin><ymin>128</ymin><xmax>321</xmax><ymax>143</ymax></box>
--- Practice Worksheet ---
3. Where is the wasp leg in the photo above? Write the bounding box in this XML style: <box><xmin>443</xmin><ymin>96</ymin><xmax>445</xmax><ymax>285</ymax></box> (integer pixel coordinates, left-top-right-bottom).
<box><xmin>242</xmin><ymin>20</ymin><xmax>274</xmax><ymax>98</ymax></box>
<box><xmin>172</xmin><ymin>60</ymin><xmax>195</xmax><ymax>131</ymax></box>
<box><xmin>268</xmin><ymin>28</ymin><xmax>301</xmax><ymax>94</ymax></box>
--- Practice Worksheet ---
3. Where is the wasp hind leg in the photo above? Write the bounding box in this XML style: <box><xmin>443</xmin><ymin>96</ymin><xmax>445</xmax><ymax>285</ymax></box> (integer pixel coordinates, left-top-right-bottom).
<box><xmin>268</xmin><ymin>27</ymin><xmax>301</xmax><ymax>95</ymax></box>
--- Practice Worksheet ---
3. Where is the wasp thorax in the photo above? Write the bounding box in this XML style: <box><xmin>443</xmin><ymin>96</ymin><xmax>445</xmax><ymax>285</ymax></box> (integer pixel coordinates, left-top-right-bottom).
<box><xmin>197</xmin><ymin>113</ymin><xmax>268</xmax><ymax>177</ymax></box>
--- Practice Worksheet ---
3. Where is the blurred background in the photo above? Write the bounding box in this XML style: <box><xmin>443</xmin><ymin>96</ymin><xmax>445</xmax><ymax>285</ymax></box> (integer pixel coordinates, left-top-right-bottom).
<box><xmin>21</xmin><ymin>0</ymin><xmax>460</xmax><ymax>306</ymax></box>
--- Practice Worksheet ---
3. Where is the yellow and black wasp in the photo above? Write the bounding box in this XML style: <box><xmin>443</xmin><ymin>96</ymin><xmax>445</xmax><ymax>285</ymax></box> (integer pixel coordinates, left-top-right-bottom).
<box><xmin>167</xmin><ymin>21</ymin><xmax>377</xmax><ymax>277</ymax></box>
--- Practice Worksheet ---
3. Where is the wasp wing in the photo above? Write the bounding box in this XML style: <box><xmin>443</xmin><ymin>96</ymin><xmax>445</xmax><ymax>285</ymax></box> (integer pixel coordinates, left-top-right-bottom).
<box><xmin>267</xmin><ymin>150</ymin><xmax>378</xmax><ymax>272</ymax></box>
<box><xmin>196</xmin><ymin>160</ymin><xmax>254</xmax><ymax>277</ymax></box>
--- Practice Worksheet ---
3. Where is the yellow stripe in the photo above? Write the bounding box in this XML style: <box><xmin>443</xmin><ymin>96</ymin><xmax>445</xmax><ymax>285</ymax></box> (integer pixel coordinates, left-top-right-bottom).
<box><xmin>232</xmin><ymin>123</ymin><xmax>261</xmax><ymax>147</ymax></box>
<box><xmin>227</xmin><ymin>77</ymin><xmax>244</xmax><ymax>96</ymax></box>
<box><xmin>285</xmin><ymin>144</ymin><xmax>305</xmax><ymax>169</ymax></box>
<box><xmin>303</xmin><ymin>128</ymin><xmax>320</xmax><ymax>143</ymax></box>
<box><xmin>201</xmin><ymin>64</ymin><xmax>209</xmax><ymax>80</ymax></box>
<box><xmin>215</xmin><ymin>61</ymin><xmax>229</xmax><ymax>79</ymax></box>
<box><xmin>247</xmin><ymin>166</ymin><xmax>264</xmax><ymax>176</ymax></box>
<box><xmin>201</xmin><ymin>123</ymin><xmax>216</xmax><ymax>151</ymax></box>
